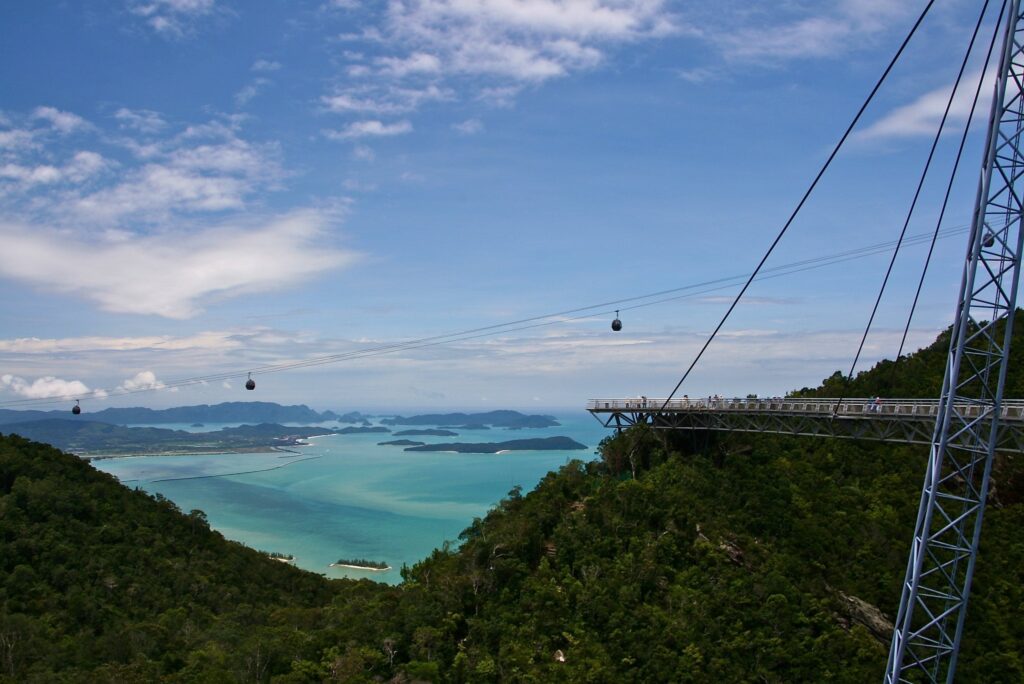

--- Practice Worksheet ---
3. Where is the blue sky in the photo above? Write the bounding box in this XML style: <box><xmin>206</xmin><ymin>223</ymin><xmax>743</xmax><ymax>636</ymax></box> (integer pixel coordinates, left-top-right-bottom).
<box><xmin>0</xmin><ymin>0</ymin><xmax>1002</xmax><ymax>411</ymax></box>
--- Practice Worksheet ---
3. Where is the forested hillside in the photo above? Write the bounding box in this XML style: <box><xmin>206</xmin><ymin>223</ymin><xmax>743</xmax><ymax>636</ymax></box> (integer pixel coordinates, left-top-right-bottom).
<box><xmin>1</xmin><ymin>318</ymin><xmax>1022</xmax><ymax>681</ymax></box>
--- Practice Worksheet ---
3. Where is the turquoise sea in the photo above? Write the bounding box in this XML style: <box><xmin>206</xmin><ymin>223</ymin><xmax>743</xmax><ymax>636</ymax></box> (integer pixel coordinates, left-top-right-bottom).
<box><xmin>92</xmin><ymin>412</ymin><xmax>609</xmax><ymax>584</ymax></box>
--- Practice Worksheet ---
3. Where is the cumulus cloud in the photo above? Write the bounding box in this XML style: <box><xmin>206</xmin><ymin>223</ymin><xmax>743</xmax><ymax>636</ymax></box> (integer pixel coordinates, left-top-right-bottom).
<box><xmin>119</xmin><ymin>370</ymin><xmax>166</xmax><ymax>391</ymax></box>
<box><xmin>1</xmin><ymin>373</ymin><xmax>100</xmax><ymax>399</ymax></box>
<box><xmin>324</xmin><ymin>120</ymin><xmax>413</xmax><ymax>140</ymax></box>
<box><xmin>0</xmin><ymin>209</ymin><xmax>359</xmax><ymax>318</ymax></box>
<box><xmin>32</xmin><ymin>106</ymin><xmax>88</xmax><ymax>134</ymax></box>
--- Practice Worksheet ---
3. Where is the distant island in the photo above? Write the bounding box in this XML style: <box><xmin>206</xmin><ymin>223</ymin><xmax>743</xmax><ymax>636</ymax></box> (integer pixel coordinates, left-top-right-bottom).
<box><xmin>405</xmin><ymin>436</ymin><xmax>586</xmax><ymax>454</ymax></box>
<box><xmin>0</xmin><ymin>401</ymin><xmax>341</xmax><ymax>427</ymax></box>
<box><xmin>393</xmin><ymin>429</ymin><xmax>458</xmax><ymax>436</ymax></box>
<box><xmin>439</xmin><ymin>423</ymin><xmax>490</xmax><ymax>430</ymax></box>
<box><xmin>336</xmin><ymin>426</ymin><xmax>390</xmax><ymax>435</ymax></box>
<box><xmin>378</xmin><ymin>439</ymin><xmax>426</xmax><ymax>447</ymax></box>
<box><xmin>334</xmin><ymin>411</ymin><xmax>373</xmax><ymax>423</ymax></box>
<box><xmin>330</xmin><ymin>558</ymin><xmax>390</xmax><ymax>571</ymax></box>
<box><xmin>0</xmin><ymin>420</ymin><xmax>337</xmax><ymax>456</ymax></box>
<box><xmin>382</xmin><ymin>410</ymin><xmax>559</xmax><ymax>429</ymax></box>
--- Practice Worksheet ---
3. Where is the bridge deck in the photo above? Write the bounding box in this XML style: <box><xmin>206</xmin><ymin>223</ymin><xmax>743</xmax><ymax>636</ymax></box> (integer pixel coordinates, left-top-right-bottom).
<box><xmin>587</xmin><ymin>397</ymin><xmax>1024</xmax><ymax>453</ymax></box>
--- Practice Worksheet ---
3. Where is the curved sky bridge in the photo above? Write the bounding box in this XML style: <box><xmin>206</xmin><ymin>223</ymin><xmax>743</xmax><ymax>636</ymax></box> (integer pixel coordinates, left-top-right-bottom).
<box><xmin>587</xmin><ymin>397</ymin><xmax>1024</xmax><ymax>454</ymax></box>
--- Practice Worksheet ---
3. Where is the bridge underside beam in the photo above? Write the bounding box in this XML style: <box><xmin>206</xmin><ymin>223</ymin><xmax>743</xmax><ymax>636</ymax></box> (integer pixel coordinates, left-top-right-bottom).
<box><xmin>588</xmin><ymin>410</ymin><xmax>1024</xmax><ymax>454</ymax></box>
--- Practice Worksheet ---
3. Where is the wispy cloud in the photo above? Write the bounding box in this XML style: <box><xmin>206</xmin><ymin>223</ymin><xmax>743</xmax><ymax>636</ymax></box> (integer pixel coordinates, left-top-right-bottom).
<box><xmin>0</xmin><ymin>209</ymin><xmax>358</xmax><ymax>318</ymax></box>
<box><xmin>858</xmin><ymin>69</ymin><xmax>994</xmax><ymax>139</ymax></box>
<box><xmin>251</xmin><ymin>59</ymin><xmax>282</xmax><ymax>72</ymax></box>
<box><xmin>706</xmin><ymin>1</ymin><xmax>913</xmax><ymax>62</ymax></box>
<box><xmin>114</xmin><ymin>108</ymin><xmax>167</xmax><ymax>133</ymax></box>
<box><xmin>324</xmin><ymin>119</ymin><xmax>413</xmax><ymax>140</ymax></box>
<box><xmin>452</xmin><ymin>118</ymin><xmax>483</xmax><ymax>134</ymax></box>
<box><xmin>128</xmin><ymin>0</ymin><xmax>218</xmax><ymax>36</ymax></box>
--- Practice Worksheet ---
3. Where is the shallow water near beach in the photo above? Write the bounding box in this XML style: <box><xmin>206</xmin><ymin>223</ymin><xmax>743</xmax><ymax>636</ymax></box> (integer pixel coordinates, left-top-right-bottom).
<box><xmin>93</xmin><ymin>412</ymin><xmax>608</xmax><ymax>584</ymax></box>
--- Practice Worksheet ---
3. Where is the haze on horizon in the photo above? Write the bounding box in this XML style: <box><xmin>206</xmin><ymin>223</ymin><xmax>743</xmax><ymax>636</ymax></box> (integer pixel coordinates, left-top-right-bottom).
<box><xmin>0</xmin><ymin>1</ymin><xmax>994</xmax><ymax>411</ymax></box>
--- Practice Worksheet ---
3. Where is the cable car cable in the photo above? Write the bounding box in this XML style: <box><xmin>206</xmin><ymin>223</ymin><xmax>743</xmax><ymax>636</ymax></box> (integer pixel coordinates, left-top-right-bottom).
<box><xmin>0</xmin><ymin>224</ymin><xmax>969</xmax><ymax>408</ymax></box>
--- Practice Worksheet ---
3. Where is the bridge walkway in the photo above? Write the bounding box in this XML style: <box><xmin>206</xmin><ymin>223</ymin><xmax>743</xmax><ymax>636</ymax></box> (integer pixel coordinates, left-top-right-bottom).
<box><xmin>587</xmin><ymin>397</ymin><xmax>1024</xmax><ymax>453</ymax></box>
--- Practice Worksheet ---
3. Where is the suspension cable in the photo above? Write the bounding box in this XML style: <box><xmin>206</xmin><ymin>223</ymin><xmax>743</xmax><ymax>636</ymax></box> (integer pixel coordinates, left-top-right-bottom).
<box><xmin>893</xmin><ymin>1</ymin><xmax>1006</xmax><ymax>365</ymax></box>
<box><xmin>659</xmin><ymin>0</ymin><xmax>938</xmax><ymax>410</ymax></box>
<box><xmin>833</xmin><ymin>0</ymin><xmax>997</xmax><ymax>415</ymax></box>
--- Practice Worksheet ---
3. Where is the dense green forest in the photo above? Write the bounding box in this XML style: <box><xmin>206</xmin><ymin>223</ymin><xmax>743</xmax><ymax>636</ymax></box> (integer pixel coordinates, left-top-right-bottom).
<box><xmin>1</xmin><ymin>321</ymin><xmax>1022</xmax><ymax>681</ymax></box>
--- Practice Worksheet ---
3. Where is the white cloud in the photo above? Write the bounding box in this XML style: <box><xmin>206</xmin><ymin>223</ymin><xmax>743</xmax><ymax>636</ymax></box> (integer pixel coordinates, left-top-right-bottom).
<box><xmin>115</xmin><ymin>108</ymin><xmax>167</xmax><ymax>133</ymax></box>
<box><xmin>66</xmin><ymin>130</ymin><xmax>281</xmax><ymax>224</ymax></box>
<box><xmin>1</xmin><ymin>373</ymin><xmax>98</xmax><ymax>400</ymax></box>
<box><xmin>0</xmin><ymin>332</ymin><xmax>243</xmax><ymax>354</ymax></box>
<box><xmin>322</xmin><ymin>85</ymin><xmax>452</xmax><ymax>115</ymax></box>
<box><xmin>324</xmin><ymin>120</ymin><xmax>413</xmax><ymax>140</ymax></box>
<box><xmin>251</xmin><ymin>59</ymin><xmax>282</xmax><ymax>72</ymax></box>
<box><xmin>0</xmin><ymin>128</ymin><xmax>36</xmax><ymax>151</ymax></box>
<box><xmin>453</xmin><ymin>118</ymin><xmax>483</xmax><ymax>134</ymax></box>
<box><xmin>321</xmin><ymin>0</ymin><xmax>678</xmax><ymax>124</ymax></box>
<box><xmin>0</xmin><ymin>151</ymin><xmax>108</xmax><ymax>188</ymax></box>
<box><xmin>859</xmin><ymin>69</ymin><xmax>995</xmax><ymax>139</ymax></box>
<box><xmin>353</xmin><ymin>144</ymin><xmax>376</xmax><ymax>161</ymax></box>
<box><xmin>0</xmin><ymin>209</ymin><xmax>359</xmax><ymax>318</ymax></box>
<box><xmin>32</xmin><ymin>106</ymin><xmax>88</xmax><ymax>134</ymax></box>
<box><xmin>129</xmin><ymin>0</ymin><xmax>218</xmax><ymax>35</ymax></box>
<box><xmin>376</xmin><ymin>52</ymin><xmax>442</xmax><ymax>76</ymax></box>
<box><xmin>119</xmin><ymin>370</ymin><xmax>166</xmax><ymax>391</ymax></box>
<box><xmin>235</xmin><ymin>79</ymin><xmax>271</xmax><ymax>107</ymax></box>
<box><xmin>706</xmin><ymin>1</ymin><xmax>913</xmax><ymax>62</ymax></box>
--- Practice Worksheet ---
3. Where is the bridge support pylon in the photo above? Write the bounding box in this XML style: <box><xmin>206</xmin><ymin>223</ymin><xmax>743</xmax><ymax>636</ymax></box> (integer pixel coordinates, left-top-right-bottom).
<box><xmin>885</xmin><ymin>2</ymin><xmax>1024</xmax><ymax>681</ymax></box>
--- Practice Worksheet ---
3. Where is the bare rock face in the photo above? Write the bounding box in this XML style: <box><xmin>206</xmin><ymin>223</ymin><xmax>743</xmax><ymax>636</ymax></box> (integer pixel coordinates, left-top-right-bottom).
<box><xmin>837</xmin><ymin>590</ymin><xmax>894</xmax><ymax>643</ymax></box>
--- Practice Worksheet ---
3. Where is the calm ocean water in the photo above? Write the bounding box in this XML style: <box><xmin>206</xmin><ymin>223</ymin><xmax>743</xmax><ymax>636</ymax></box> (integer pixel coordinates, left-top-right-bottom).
<box><xmin>93</xmin><ymin>412</ymin><xmax>609</xmax><ymax>584</ymax></box>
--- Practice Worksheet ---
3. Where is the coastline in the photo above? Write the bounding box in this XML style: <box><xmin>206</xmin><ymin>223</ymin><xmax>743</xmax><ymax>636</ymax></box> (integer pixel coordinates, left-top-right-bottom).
<box><xmin>83</xmin><ymin>445</ymin><xmax>304</xmax><ymax>460</ymax></box>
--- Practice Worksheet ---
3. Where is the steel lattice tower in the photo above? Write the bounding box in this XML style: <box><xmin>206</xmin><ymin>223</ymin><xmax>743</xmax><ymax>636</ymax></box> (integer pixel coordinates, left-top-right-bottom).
<box><xmin>885</xmin><ymin>1</ymin><xmax>1024</xmax><ymax>681</ymax></box>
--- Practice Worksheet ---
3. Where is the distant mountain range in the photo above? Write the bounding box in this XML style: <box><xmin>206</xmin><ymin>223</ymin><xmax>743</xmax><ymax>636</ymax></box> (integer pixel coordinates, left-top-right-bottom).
<box><xmin>0</xmin><ymin>402</ymin><xmax>350</xmax><ymax>427</ymax></box>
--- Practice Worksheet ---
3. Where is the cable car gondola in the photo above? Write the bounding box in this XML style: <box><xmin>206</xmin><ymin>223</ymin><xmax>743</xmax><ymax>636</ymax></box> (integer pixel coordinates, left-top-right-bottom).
<box><xmin>72</xmin><ymin>400</ymin><xmax>81</xmax><ymax>415</ymax></box>
<box><xmin>611</xmin><ymin>310</ymin><xmax>622</xmax><ymax>332</ymax></box>
<box><xmin>245</xmin><ymin>373</ymin><xmax>256</xmax><ymax>391</ymax></box>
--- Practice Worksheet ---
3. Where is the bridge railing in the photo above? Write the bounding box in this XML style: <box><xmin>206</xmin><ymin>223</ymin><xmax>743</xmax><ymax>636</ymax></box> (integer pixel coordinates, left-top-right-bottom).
<box><xmin>586</xmin><ymin>398</ymin><xmax>1024</xmax><ymax>421</ymax></box>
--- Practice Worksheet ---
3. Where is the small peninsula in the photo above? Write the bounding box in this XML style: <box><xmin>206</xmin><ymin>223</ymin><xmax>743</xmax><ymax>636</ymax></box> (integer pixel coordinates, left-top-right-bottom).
<box><xmin>378</xmin><ymin>439</ymin><xmax>426</xmax><ymax>446</ymax></box>
<box><xmin>393</xmin><ymin>429</ymin><xmax>458</xmax><ymax>437</ymax></box>
<box><xmin>330</xmin><ymin>558</ymin><xmax>391</xmax><ymax>571</ymax></box>
<box><xmin>404</xmin><ymin>436</ymin><xmax>586</xmax><ymax>454</ymax></box>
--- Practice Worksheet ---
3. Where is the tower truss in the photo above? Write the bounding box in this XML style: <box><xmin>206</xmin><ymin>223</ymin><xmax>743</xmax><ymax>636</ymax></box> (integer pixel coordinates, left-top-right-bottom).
<box><xmin>885</xmin><ymin>1</ymin><xmax>1024</xmax><ymax>681</ymax></box>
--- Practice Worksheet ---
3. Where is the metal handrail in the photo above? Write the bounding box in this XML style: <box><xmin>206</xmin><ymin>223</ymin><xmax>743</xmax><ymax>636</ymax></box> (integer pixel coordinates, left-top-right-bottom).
<box><xmin>587</xmin><ymin>397</ymin><xmax>1024</xmax><ymax>420</ymax></box>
